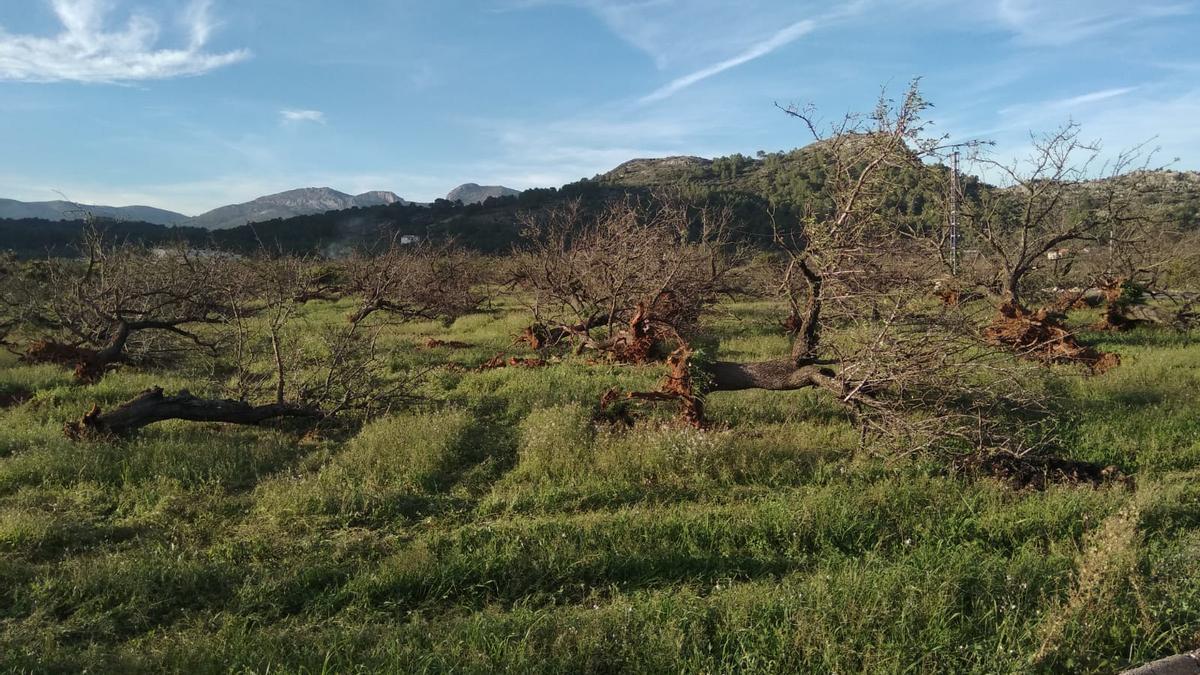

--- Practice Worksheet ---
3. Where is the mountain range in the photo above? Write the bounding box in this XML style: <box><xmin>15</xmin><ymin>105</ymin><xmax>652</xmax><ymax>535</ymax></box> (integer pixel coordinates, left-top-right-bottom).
<box><xmin>0</xmin><ymin>183</ymin><xmax>523</xmax><ymax>230</ymax></box>
<box><xmin>0</xmin><ymin>198</ymin><xmax>187</xmax><ymax>225</ymax></box>
<box><xmin>184</xmin><ymin>188</ymin><xmax>407</xmax><ymax>230</ymax></box>
<box><xmin>445</xmin><ymin>183</ymin><xmax>521</xmax><ymax>205</ymax></box>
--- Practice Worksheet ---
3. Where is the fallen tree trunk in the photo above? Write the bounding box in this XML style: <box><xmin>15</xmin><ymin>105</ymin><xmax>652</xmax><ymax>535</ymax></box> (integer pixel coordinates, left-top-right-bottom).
<box><xmin>602</xmin><ymin>350</ymin><xmax>848</xmax><ymax>429</ymax></box>
<box><xmin>1119</xmin><ymin>650</ymin><xmax>1200</xmax><ymax>675</ymax></box>
<box><xmin>65</xmin><ymin>387</ymin><xmax>320</xmax><ymax>438</ymax></box>
<box><xmin>710</xmin><ymin>360</ymin><xmax>840</xmax><ymax>392</ymax></box>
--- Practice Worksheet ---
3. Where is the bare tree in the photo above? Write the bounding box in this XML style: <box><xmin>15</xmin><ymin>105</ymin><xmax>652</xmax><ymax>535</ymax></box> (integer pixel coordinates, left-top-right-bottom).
<box><xmin>6</xmin><ymin>230</ymin><xmax>237</xmax><ymax>382</ymax></box>
<box><xmin>66</xmin><ymin>252</ymin><xmax>421</xmax><ymax>438</ymax></box>
<box><xmin>344</xmin><ymin>239</ymin><xmax>485</xmax><ymax>324</ymax></box>
<box><xmin>696</xmin><ymin>82</ymin><xmax>944</xmax><ymax>392</ymax></box>
<box><xmin>961</xmin><ymin>125</ymin><xmax>1155</xmax><ymax>311</ymax></box>
<box><xmin>512</xmin><ymin>194</ymin><xmax>739</xmax><ymax>362</ymax></box>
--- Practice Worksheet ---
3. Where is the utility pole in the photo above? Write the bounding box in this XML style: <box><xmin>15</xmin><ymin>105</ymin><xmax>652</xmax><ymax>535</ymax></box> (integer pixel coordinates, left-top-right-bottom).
<box><xmin>948</xmin><ymin>150</ymin><xmax>961</xmax><ymax>276</ymax></box>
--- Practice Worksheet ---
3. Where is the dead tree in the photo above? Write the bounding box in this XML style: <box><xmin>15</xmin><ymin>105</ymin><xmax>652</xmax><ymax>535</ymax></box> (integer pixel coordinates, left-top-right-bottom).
<box><xmin>344</xmin><ymin>240</ymin><xmax>485</xmax><ymax>324</ymax></box>
<box><xmin>512</xmin><ymin>194</ymin><xmax>738</xmax><ymax>362</ymax></box>
<box><xmin>6</xmin><ymin>231</ymin><xmax>236</xmax><ymax>382</ymax></box>
<box><xmin>1073</xmin><ymin>177</ymin><xmax>1199</xmax><ymax>331</ymax></box>
<box><xmin>607</xmin><ymin>82</ymin><xmax>1068</xmax><ymax>462</ymax></box>
<box><xmin>957</xmin><ymin>125</ymin><xmax>1153</xmax><ymax>369</ymax></box>
<box><xmin>66</xmin><ymin>252</ymin><xmax>429</xmax><ymax>439</ymax></box>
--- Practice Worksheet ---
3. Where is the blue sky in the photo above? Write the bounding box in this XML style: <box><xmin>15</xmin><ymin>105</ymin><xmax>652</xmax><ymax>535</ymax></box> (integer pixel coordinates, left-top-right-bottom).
<box><xmin>1</xmin><ymin>0</ymin><xmax>1198</xmax><ymax>215</ymax></box>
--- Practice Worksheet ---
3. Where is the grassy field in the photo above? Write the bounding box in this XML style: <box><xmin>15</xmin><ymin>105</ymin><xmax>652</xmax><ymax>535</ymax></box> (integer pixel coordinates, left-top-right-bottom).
<box><xmin>1</xmin><ymin>297</ymin><xmax>1198</xmax><ymax>673</ymax></box>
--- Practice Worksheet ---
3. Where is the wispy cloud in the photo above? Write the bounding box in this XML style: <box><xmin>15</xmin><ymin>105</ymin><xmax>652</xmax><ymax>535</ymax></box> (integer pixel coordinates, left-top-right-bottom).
<box><xmin>458</xmin><ymin>100</ymin><xmax>744</xmax><ymax>193</ymax></box>
<box><xmin>280</xmin><ymin>109</ymin><xmax>326</xmax><ymax>124</ymax></box>
<box><xmin>993</xmin><ymin>0</ymin><xmax>1194</xmax><ymax>45</ymax></box>
<box><xmin>505</xmin><ymin>0</ymin><xmax>826</xmax><ymax>69</ymax></box>
<box><xmin>1049</xmin><ymin>87</ymin><xmax>1138</xmax><ymax>108</ymax></box>
<box><xmin>639</xmin><ymin>19</ymin><xmax>816</xmax><ymax>104</ymax></box>
<box><xmin>0</xmin><ymin>0</ymin><xmax>248</xmax><ymax>83</ymax></box>
<box><xmin>996</xmin><ymin>86</ymin><xmax>1138</xmax><ymax>119</ymax></box>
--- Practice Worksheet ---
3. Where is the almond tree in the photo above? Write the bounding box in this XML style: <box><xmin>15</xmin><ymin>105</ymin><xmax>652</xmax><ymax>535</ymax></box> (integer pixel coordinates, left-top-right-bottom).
<box><xmin>512</xmin><ymin>194</ymin><xmax>738</xmax><ymax>361</ymax></box>
<box><xmin>67</xmin><ymin>252</ymin><xmax>420</xmax><ymax>438</ymax></box>
<box><xmin>612</xmin><ymin>82</ymin><xmax>1065</xmax><ymax>458</ymax></box>
<box><xmin>344</xmin><ymin>239</ymin><xmax>486</xmax><ymax>324</ymax></box>
<box><xmin>961</xmin><ymin>123</ymin><xmax>1148</xmax><ymax>312</ymax></box>
<box><xmin>7</xmin><ymin>231</ymin><xmax>236</xmax><ymax>382</ymax></box>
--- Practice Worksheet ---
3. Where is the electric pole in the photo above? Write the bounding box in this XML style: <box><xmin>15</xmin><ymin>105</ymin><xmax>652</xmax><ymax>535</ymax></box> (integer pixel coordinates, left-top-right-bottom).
<box><xmin>949</xmin><ymin>150</ymin><xmax>961</xmax><ymax>276</ymax></box>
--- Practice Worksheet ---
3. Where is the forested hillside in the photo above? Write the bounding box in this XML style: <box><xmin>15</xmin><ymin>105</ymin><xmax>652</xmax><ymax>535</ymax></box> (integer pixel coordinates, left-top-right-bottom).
<box><xmin>3</xmin><ymin>146</ymin><xmax>1197</xmax><ymax>259</ymax></box>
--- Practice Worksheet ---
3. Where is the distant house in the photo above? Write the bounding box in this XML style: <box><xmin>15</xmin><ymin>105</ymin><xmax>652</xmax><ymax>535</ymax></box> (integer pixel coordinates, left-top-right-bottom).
<box><xmin>1046</xmin><ymin>247</ymin><xmax>1071</xmax><ymax>261</ymax></box>
<box><xmin>400</xmin><ymin>235</ymin><xmax>420</xmax><ymax>245</ymax></box>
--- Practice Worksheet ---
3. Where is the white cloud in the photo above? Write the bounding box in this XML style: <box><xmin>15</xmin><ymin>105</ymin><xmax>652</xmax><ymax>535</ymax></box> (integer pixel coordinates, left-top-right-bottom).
<box><xmin>639</xmin><ymin>18</ymin><xmax>816</xmax><ymax>104</ymax></box>
<box><xmin>280</xmin><ymin>109</ymin><xmax>326</xmax><ymax>124</ymax></box>
<box><xmin>509</xmin><ymin>1</ymin><xmax>863</xmax><ymax>104</ymax></box>
<box><xmin>504</xmin><ymin>0</ymin><xmax>831</xmax><ymax>70</ymax></box>
<box><xmin>993</xmin><ymin>0</ymin><xmax>1193</xmax><ymax>45</ymax></box>
<box><xmin>0</xmin><ymin>0</ymin><xmax>248</xmax><ymax>83</ymax></box>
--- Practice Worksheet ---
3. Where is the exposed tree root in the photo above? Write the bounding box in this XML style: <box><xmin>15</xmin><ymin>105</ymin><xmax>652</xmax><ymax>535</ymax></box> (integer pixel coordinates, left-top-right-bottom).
<box><xmin>64</xmin><ymin>387</ymin><xmax>320</xmax><ymax>439</ymax></box>
<box><xmin>601</xmin><ymin>348</ymin><xmax>706</xmax><ymax>428</ymax></box>
<box><xmin>519</xmin><ymin>303</ymin><xmax>675</xmax><ymax>365</ymax></box>
<box><xmin>1092</xmin><ymin>280</ymin><xmax>1198</xmax><ymax>331</ymax></box>
<box><xmin>516</xmin><ymin>315</ymin><xmax>608</xmax><ymax>351</ymax></box>
<box><xmin>960</xmin><ymin>452</ymin><xmax>1129</xmax><ymax>490</ymax></box>
<box><xmin>22</xmin><ymin>340</ymin><xmax>113</xmax><ymax>383</ymax></box>
<box><xmin>984</xmin><ymin>303</ymin><xmax>1120</xmax><ymax>373</ymax></box>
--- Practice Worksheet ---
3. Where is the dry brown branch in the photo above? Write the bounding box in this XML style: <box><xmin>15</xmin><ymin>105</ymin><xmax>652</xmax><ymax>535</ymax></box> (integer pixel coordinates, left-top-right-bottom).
<box><xmin>6</xmin><ymin>230</ymin><xmax>238</xmax><ymax>381</ymax></box>
<box><xmin>512</xmin><ymin>193</ymin><xmax>739</xmax><ymax>362</ymax></box>
<box><xmin>344</xmin><ymin>239</ymin><xmax>486</xmax><ymax>324</ymax></box>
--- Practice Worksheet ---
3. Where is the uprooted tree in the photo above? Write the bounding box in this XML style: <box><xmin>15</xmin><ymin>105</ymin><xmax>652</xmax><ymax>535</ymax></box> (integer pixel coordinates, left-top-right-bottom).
<box><xmin>3</xmin><ymin>230</ymin><xmax>237</xmax><ymax>382</ymax></box>
<box><xmin>64</xmin><ymin>244</ymin><xmax>485</xmax><ymax>438</ymax></box>
<box><xmin>511</xmin><ymin>194</ymin><xmax>740</xmax><ymax>362</ymax></box>
<box><xmin>590</xmin><ymin>82</ymin><xmax>1108</xmax><ymax>469</ymax></box>
<box><xmin>1064</xmin><ymin>173</ymin><xmax>1200</xmax><ymax>331</ymax></box>
<box><xmin>950</xmin><ymin>125</ymin><xmax>1162</xmax><ymax>370</ymax></box>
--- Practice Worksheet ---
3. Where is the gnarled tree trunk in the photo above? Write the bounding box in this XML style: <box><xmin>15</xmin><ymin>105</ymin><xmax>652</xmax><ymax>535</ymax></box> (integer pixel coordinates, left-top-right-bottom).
<box><xmin>1119</xmin><ymin>650</ymin><xmax>1200</xmax><ymax>675</ymax></box>
<box><xmin>65</xmin><ymin>386</ymin><xmax>319</xmax><ymax>438</ymax></box>
<box><xmin>709</xmin><ymin>359</ymin><xmax>839</xmax><ymax>392</ymax></box>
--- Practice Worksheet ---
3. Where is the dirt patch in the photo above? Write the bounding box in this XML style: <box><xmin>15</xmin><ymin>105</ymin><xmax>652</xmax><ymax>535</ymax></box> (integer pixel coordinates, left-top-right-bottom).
<box><xmin>934</xmin><ymin>288</ymin><xmax>984</xmax><ymax>307</ymax></box>
<box><xmin>984</xmin><ymin>303</ymin><xmax>1120</xmax><ymax>374</ymax></box>
<box><xmin>478</xmin><ymin>354</ymin><xmax>547</xmax><ymax>370</ymax></box>
<box><xmin>423</xmin><ymin>338</ymin><xmax>471</xmax><ymax>349</ymax></box>
<box><xmin>961</xmin><ymin>452</ymin><xmax>1129</xmax><ymax>490</ymax></box>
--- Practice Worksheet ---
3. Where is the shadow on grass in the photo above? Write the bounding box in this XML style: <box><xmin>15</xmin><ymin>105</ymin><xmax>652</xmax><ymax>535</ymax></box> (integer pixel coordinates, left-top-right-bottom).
<box><xmin>1080</xmin><ymin>326</ymin><xmax>1199</xmax><ymax>350</ymax></box>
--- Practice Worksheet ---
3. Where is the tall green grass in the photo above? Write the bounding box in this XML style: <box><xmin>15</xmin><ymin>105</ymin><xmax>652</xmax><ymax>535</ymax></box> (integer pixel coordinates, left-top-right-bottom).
<box><xmin>0</xmin><ymin>301</ymin><xmax>1198</xmax><ymax>673</ymax></box>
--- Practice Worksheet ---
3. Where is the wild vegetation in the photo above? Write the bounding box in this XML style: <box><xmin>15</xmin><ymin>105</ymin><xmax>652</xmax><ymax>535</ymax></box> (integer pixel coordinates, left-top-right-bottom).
<box><xmin>1</xmin><ymin>84</ymin><xmax>1199</xmax><ymax>673</ymax></box>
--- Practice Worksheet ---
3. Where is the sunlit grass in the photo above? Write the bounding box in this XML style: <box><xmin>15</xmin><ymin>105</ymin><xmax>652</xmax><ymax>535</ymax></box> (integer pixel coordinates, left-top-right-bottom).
<box><xmin>0</xmin><ymin>299</ymin><xmax>1198</xmax><ymax>673</ymax></box>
